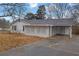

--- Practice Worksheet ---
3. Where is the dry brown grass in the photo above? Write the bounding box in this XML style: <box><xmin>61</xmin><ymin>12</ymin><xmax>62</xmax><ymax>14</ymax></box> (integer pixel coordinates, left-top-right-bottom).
<box><xmin>0</xmin><ymin>32</ymin><xmax>43</xmax><ymax>52</ymax></box>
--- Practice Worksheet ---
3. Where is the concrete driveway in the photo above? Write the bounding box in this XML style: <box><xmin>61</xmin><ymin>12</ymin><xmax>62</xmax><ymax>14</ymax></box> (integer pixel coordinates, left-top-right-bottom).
<box><xmin>0</xmin><ymin>35</ymin><xmax>79</xmax><ymax>56</ymax></box>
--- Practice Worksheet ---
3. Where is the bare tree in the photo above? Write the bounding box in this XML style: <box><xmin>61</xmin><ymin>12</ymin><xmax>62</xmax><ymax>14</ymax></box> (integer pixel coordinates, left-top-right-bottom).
<box><xmin>47</xmin><ymin>3</ymin><xmax>72</xmax><ymax>19</ymax></box>
<box><xmin>0</xmin><ymin>3</ymin><xmax>27</xmax><ymax>21</ymax></box>
<box><xmin>70</xmin><ymin>4</ymin><xmax>79</xmax><ymax>19</ymax></box>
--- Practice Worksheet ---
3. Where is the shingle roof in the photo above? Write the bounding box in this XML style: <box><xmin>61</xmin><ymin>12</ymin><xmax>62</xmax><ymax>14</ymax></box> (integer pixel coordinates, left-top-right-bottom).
<box><xmin>12</xmin><ymin>18</ymin><xmax>77</xmax><ymax>26</ymax></box>
<box><xmin>23</xmin><ymin>18</ymin><xmax>76</xmax><ymax>26</ymax></box>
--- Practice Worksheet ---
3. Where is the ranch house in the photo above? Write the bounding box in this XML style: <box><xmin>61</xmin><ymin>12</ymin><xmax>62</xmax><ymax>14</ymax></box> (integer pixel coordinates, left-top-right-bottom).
<box><xmin>11</xmin><ymin>18</ymin><xmax>76</xmax><ymax>38</ymax></box>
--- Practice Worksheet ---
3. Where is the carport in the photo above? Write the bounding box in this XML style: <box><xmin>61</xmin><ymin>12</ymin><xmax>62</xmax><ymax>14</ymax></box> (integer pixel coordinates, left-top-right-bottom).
<box><xmin>51</xmin><ymin>26</ymin><xmax>72</xmax><ymax>38</ymax></box>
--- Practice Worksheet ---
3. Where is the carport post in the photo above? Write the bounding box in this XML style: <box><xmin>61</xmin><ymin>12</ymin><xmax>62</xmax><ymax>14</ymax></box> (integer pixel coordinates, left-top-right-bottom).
<box><xmin>49</xmin><ymin>26</ymin><xmax>52</xmax><ymax>38</ymax></box>
<box><xmin>49</xmin><ymin>26</ymin><xmax>50</xmax><ymax>37</ymax></box>
<box><xmin>69</xmin><ymin>26</ymin><xmax>72</xmax><ymax>39</ymax></box>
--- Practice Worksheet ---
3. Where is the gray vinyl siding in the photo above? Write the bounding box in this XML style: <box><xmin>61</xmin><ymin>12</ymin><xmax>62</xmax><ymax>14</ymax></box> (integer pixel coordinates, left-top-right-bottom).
<box><xmin>23</xmin><ymin>26</ymin><xmax>50</xmax><ymax>37</ymax></box>
<box><xmin>11</xmin><ymin>21</ymin><xmax>72</xmax><ymax>38</ymax></box>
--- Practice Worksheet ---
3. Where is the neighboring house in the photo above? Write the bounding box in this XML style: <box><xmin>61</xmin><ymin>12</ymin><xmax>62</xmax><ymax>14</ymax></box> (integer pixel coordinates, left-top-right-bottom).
<box><xmin>10</xmin><ymin>18</ymin><xmax>76</xmax><ymax>38</ymax></box>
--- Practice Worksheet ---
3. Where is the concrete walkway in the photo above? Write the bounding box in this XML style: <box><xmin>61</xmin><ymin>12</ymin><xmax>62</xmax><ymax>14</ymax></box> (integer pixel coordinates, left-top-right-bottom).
<box><xmin>0</xmin><ymin>35</ymin><xmax>79</xmax><ymax>56</ymax></box>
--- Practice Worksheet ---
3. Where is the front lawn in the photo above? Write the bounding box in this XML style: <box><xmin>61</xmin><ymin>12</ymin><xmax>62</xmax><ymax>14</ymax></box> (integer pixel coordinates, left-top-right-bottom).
<box><xmin>0</xmin><ymin>32</ymin><xmax>43</xmax><ymax>52</ymax></box>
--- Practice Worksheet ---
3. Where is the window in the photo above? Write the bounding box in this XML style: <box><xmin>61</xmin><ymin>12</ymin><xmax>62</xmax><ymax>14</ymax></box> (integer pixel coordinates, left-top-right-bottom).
<box><xmin>12</xmin><ymin>26</ymin><xmax>16</xmax><ymax>31</ymax></box>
